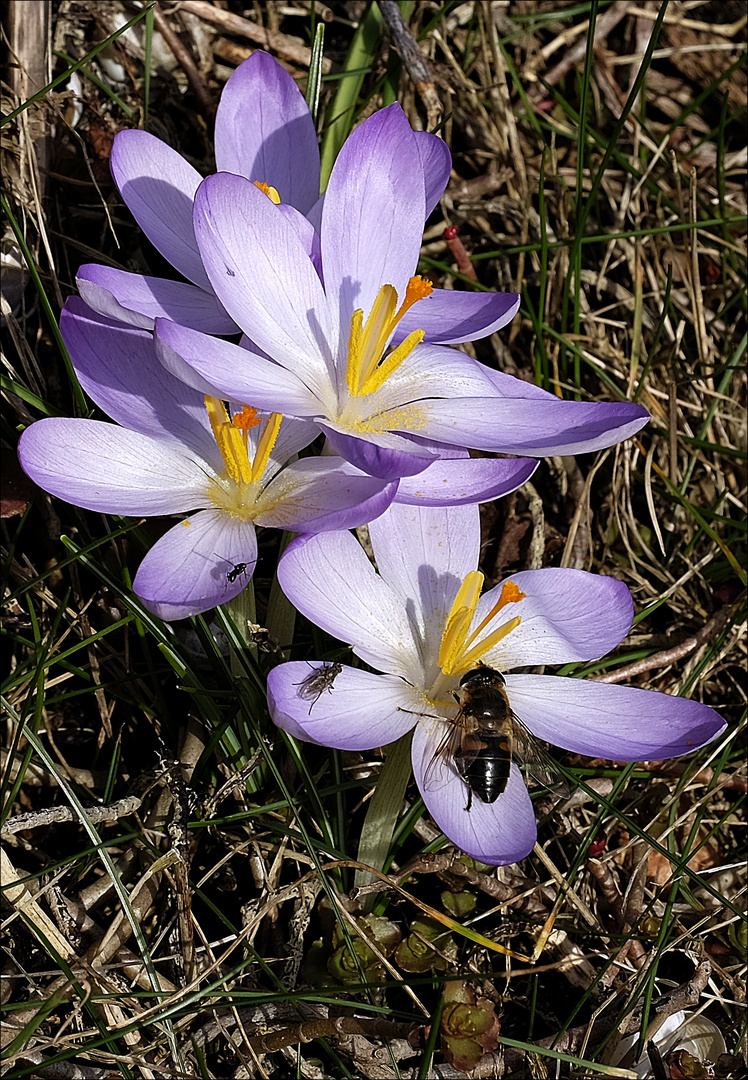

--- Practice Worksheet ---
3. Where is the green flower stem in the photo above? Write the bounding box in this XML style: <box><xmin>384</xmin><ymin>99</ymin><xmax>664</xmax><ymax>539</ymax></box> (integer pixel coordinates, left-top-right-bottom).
<box><xmin>354</xmin><ymin>731</ymin><xmax>413</xmax><ymax>910</ymax></box>
<box><xmin>266</xmin><ymin>532</ymin><xmax>296</xmax><ymax>658</ymax></box>
<box><xmin>225</xmin><ymin>581</ymin><xmax>257</xmax><ymax>674</ymax></box>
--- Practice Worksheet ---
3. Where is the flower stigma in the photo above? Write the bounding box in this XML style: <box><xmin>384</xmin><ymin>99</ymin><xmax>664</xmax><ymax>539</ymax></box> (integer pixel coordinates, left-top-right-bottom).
<box><xmin>204</xmin><ymin>396</ymin><xmax>283</xmax><ymax>517</ymax></box>
<box><xmin>438</xmin><ymin>573</ymin><xmax>526</xmax><ymax>678</ymax></box>
<box><xmin>345</xmin><ymin>276</ymin><xmax>433</xmax><ymax>397</ymax></box>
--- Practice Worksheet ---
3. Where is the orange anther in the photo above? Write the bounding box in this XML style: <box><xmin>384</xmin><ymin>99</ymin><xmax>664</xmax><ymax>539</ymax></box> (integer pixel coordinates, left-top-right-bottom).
<box><xmin>232</xmin><ymin>405</ymin><xmax>262</xmax><ymax>431</ymax></box>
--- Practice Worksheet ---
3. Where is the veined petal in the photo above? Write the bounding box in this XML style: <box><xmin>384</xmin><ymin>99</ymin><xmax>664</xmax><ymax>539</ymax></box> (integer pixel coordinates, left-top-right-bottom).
<box><xmin>61</xmin><ymin>298</ymin><xmax>218</xmax><ymax>463</ymax></box>
<box><xmin>154</xmin><ymin>318</ymin><xmax>321</xmax><ymax>415</ymax></box>
<box><xmin>18</xmin><ymin>419</ymin><xmax>209</xmax><ymax>515</ymax></box>
<box><xmin>412</xmin><ymin>722</ymin><xmax>537</xmax><ymax>865</ymax></box>
<box><xmin>504</xmin><ymin>675</ymin><xmax>727</xmax><ymax>760</ymax></box>
<box><xmin>267</xmin><ymin>663</ymin><xmax>415</xmax><ymax>748</ymax></box>
<box><xmin>77</xmin><ymin>264</ymin><xmax>237</xmax><ymax>334</ymax></box>
<box><xmin>419</xmin><ymin>396</ymin><xmax>650</xmax><ymax>456</ymax></box>
<box><xmin>395</xmin><ymin>457</ymin><xmax>537</xmax><ymax>506</ymax></box>
<box><xmin>256</xmin><ymin>458</ymin><xmax>397</xmax><ymax>532</ymax></box>
<box><xmin>320</xmin><ymin>104</ymin><xmax>425</xmax><ymax>351</ymax></box>
<box><xmin>134</xmin><ymin>509</ymin><xmax>258</xmax><ymax>621</ymax></box>
<box><xmin>478</xmin><ymin>569</ymin><xmax>634</xmax><ymax>670</ymax></box>
<box><xmin>414</xmin><ymin>131</ymin><xmax>451</xmax><ymax>217</ymax></box>
<box><xmin>319</xmin><ymin>422</ymin><xmax>435</xmax><ymax>480</ymax></box>
<box><xmin>368</xmin><ymin>503</ymin><xmax>481</xmax><ymax>683</ymax></box>
<box><xmin>214</xmin><ymin>50</ymin><xmax>320</xmax><ymax>213</ymax></box>
<box><xmin>393</xmin><ymin>289</ymin><xmax>520</xmax><ymax>345</ymax></box>
<box><xmin>365</xmin><ymin>343</ymin><xmax>508</xmax><ymax>416</ymax></box>
<box><xmin>194</xmin><ymin>172</ymin><xmax>333</xmax><ymax>376</ymax></box>
<box><xmin>110</xmin><ymin>129</ymin><xmax>209</xmax><ymax>289</ymax></box>
<box><xmin>278</xmin><ymin>531</ymin><xmax>420</xmax><ymax>680</ymax></box>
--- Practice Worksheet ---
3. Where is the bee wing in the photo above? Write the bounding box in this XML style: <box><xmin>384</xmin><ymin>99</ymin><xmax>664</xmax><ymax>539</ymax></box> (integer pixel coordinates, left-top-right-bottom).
<box><xmin>511</xmin><ymin>713</ymin><xmax>570</xmax><ymax>795</ymax></box>
<box><xmin>422</xmin><ymin>720</ymin><xmax>462</xmax><ymax>793</ymax></box>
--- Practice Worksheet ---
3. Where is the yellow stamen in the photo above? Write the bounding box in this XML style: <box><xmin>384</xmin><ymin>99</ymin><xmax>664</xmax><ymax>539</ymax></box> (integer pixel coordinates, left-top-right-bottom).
<box><xmin>438</xmin><ymin>572</ymin><xmax>525</xmax><ymax>677</ymax></box>
<box><xmin>251</xmin><ymin>412</ymin><xmax>283</xmax><ymax>482</ymax></box>
<box><xmin>253</xmin><ymin>181</ymin><xmax>281</xmax><ymax>204</ymax></box>
<box><xmin>204</xmin><ymin>396</ymin><xmax>282</xmax><ymax>486</ymax></box>
<box><xmin>345</xmin><ymin>275</ymin><xmax>433</xmax><ymax>397</ymax></box>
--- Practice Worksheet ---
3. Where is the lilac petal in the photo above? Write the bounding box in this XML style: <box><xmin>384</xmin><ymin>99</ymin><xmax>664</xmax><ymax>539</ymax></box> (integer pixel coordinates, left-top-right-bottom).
<box><xmin>214</xmin><ymin>51</ymin><xmax>320</xmax><ymax>213</ymax></box>
<box><xmin>77</xmin><ymin>264</ymin><xmax>237</xmax><ymax>334</ymax></box>
<box><xmin>319</xmin><ymin>423</ymin><xmax>435</xmax><ymax>480</ymax></box>
<box><xmin>267</xmin><ymin>663</ymin><xmax>415</xmax><ymax>748</ymax></box>
<box><xmin>414</xmin><ymin>131</ymin><xmax>451</xmax><ymax>217</ymax></box>
<box><xmin>393</xmin><ymin>289</ymin><xmax>520</xmax><ymax>346</ymax></box>
<box><xmin>420</xmin><ymin>396</ymin><xmax>650</xmax><ymax>456</ymax></box>
<box><xmin>194</xmin><ymin>172</ymin><xmax>333</xmax><ymax>374</ymax></box>
<box><xmin>478</xmin><ymin>568</ymin><xmax>634</xmax><ymax>669</ymax></box>
<box><xmin>154</xmin><ymin>318</ymin><xmax>320</xmax><ymax>414</ymax></box>
<box><xmin>256</xmin><ymin>459</ymin><xmax>397</xmax><ymax>532</ymax></box>
<box><xmin>61</xmin><ymin>299</ymin><xmax>218</xmax><ymax>463</ymax></box>
<box><xmin>278</xmin><ymin>531</ymin><xmax>419</xmax><ymax>679</ymax></box>
<box><xmin>368</xmin><ymin>503</ymin><xmax>481</xmax><ymax>676</ymax></box>
<box><xmin>134</xmin><ymin>509</ymin><xmax>258</xmax><ymax>621</ymax></box>
<box><xmin>412</xmin><ymin>721</ymin><xmax>537</xmax><ymax>865</ymax></box>
<box><xmin>18</xmin><ymin>418</ymin><xmax>208</xmax><ymax>515</ymax></box>
<box><xmin>367</xmin><ymin>344</ymin><xmax>500</xmax><ymax>416</ymax></box>
<box><xmin>110</xmin><ymin>130</ymin><xmax>209</xmax><ymax>289</ymax></box>
<box><xmin>265</xmin><ymin>416</ymin><xmax>321</xmax><ymax>472</ymax></box>
<box><xmin>320</xmin><ymin>104</ymin><xmax>425</xmax><ymax>344</ymax></box>
<box><xmin>395</xmin><ymin>456</ymin><xmax>538</xmax><ymax>506</ymax></box>
<box><xmin>505</xmin><ymin>675</ymin><xmax>727</xmax><ymax>761</ymax></box>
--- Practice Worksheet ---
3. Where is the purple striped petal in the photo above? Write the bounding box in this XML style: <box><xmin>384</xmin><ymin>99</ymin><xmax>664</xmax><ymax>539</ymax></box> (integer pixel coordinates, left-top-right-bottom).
<box><xmin>395</xmin><ymin>456</ymin><xmax>537</xmax><ymax>506</ymax></box>
<box><xmin>319</xmin><ymin>423</ymin><xmax>435</xmax><ymax>480</ymax></box>
<box><xmin>267</xmin><ymin>663</ymin><xmax>415</xmax><ymax>748</ymax></box>
<box><xmin>420</xmin><ymin>396</ymin><xmax>650</xmax><ymax>456</ymax></box>
<box><xmin>412</xmin><ymin>721</ymin><xmax>537</xmax><ymax>864</ymax></box>
<box><xmin>393</xmin><ymin>288</ymin><xmax>520</xmax><ymax>345</ymax></box>
<box><xmin>256</xmin><ymin>459</ymin><xmax>397</xmax><ymax>532</ymax></box>
<box><xmin>320</xmin><ymin>104</ymin><xmax>425</xmax><ymax>347</ymax></box>
<box><xmin>194</xmin><ymin>172</ymin><xmax>333</xmax><ymax>375</ymax></box>
<box><xmin>110</xmin><ymin>130</ymin><xmax>209</xmax><ymax>289</ymax></box>
<box><xmin>18</xmin><ymin>418</ymin><xmax>208</xmax><ymax>515</ymax></box>
<box><xmin>278</xmin><ymin>531</ymin><xmax>419</xmax><ymax>679</ymax></box>
<box><xmin>214</xmin><ymin>51</ymin><xmax>320</xmax><ymax>213</ymax></box>
<box><xmin>154</xmin><ymin>318</ymin><xmax>320</xmax><ymax>414</ymax></box>
<box><xmin>134</xmin><ymin>509</ymin><xmax>258</xmax><ymax>621</ymax></box>
<box><xmin>414</xmin><ymin>131</ymin><xmax>451</xmax><ymax>217</ymax></box>
<box><xmin>477</xmin><ymin>568</ymin><xmax>633</xmax><ymax>669</ymax></box>
<box><xmin>61</xmin><ymin>299</ymin><xmax>217</xmax><ymax>462</ymax></box>
<box><xmin>77</xmin><ymin>264</ymin><xmax>237</xmax><ymax>334</ymax></box>
<box><xmin>504</xmin><ymin>675</ymin><xmax>727</xmax><ymax>760</ymax></box>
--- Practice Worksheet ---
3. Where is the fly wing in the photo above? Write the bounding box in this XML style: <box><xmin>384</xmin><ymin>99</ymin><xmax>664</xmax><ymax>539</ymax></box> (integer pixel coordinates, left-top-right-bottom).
<box><xmin>511</xmin><ymin>713</ymin><xmax>571</xmax><ymax>796</ymax></box>
<box><xmin>422</xmin><ymin>720</ymin><xmax>463</xmax><ymax>793</ymax></box>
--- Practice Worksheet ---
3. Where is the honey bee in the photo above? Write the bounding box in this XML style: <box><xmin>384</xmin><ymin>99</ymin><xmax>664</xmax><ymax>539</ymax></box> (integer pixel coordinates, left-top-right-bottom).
<box><xmin>294</xmin><ymin>662</ymin><xmax>343</xmax><ymax>713</ymax></box>
<box><xmin>427</xmin><ymin>663</ymin><xmax>563</xmax><ymax>812</ymax></box>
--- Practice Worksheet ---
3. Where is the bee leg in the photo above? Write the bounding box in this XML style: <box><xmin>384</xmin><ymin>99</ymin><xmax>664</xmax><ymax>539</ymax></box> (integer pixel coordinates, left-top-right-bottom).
<box><xmin>464</xmin><ymin>788</ymin><xmax>473</xmax><ymax>813</ymax></box>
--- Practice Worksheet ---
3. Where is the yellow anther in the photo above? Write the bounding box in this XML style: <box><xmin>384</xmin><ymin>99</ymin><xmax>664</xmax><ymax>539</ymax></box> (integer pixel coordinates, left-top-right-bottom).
<box><xmin>251</xmin><ymin>412</ymin><xmax>283</xmax><ymax>483</ymax></box>
<box><xmin>253</xmin><ymin>181</ymin><xmax>281</xmax><ymax>204</ymax></box>
<box><xmin>438</xmin><ymin>572</ymin><xmax>524</xmax><ymax>677</ymax></box>
<box><xmin>345</xmin><ymin>276</ymin><xmax>433</xmax><ymax>397</ymax></box>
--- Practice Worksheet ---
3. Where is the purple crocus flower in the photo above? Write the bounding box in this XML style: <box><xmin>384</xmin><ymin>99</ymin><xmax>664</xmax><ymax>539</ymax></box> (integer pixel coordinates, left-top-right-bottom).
<box><xmin>266</xmin><ymin>502</ymin><xmax>726</xmax><ymax>865</ymax></box>
<box><xmin>17</xmin><ymin>299</ymin><xmax>398</xmax><ymax>621</ymax></box>
<box><xmin>75</xmin><ymin>51</ymin><xmax>452</xmax><ymax>335</ymax></box>
<box><xmin>158</xmin><ymin>103</ymin><xmax>650</xmax><ymax>481</ymax></box>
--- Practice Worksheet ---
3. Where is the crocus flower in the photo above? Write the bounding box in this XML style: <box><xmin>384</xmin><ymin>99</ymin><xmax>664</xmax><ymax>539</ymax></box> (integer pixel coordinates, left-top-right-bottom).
<box><xmin>17</xmin><ymin>299</ymin><xmax>398</xmax><ymax>621</ymax></box>
<box><xmin>160</xmin><ymin>103</ymin><xmax>649</xmax><ymax>481</ymax></box>
<box><xmin>266</xmin><ymin>502</ymin><xmax>726</xmax><ymax>865</ymax></box>
<box><xmin>75</xmin><ymin>51</ymin><xmax>452</xmax><ymax>335</ymax></box>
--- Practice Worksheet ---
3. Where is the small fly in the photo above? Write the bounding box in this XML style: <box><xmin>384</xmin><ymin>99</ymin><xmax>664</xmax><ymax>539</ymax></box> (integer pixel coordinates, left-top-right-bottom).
<box><xmin>294</xmin><ymin>662</ymin><xmax>343</xmax><ymax>713</ymax></box>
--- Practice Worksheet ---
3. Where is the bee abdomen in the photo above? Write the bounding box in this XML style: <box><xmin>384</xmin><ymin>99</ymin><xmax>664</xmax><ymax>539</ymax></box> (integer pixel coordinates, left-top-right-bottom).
<box><xmin>456</xmin><ymin>734</ymin><xmax>512</xmax><ymax>805</ymax></box>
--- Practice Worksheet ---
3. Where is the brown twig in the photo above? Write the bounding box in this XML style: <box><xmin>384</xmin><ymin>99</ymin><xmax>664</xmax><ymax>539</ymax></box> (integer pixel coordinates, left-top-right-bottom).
<box><xmin>378</xmin><ymin>0</ymin><xmax>443</xmax><ymax>130</ymax></box>
<box><xmin>536</xmin><ymin>1</ymin><xmax>630</xmax><ymax>93</ymax></box>
<box><xmin>175</xmin><ymin>0</ymin><xmax>331</xmax><ymax>73</ymax></box>
<box><xmin>592</xmin><ymin>603</ymin><xmax>736</xmax><ymax>684</ymax></box>
<box><xmin>154</xmin><ymin>4</ymin><xmax>216</xmax><ymax>122</ymax></box>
